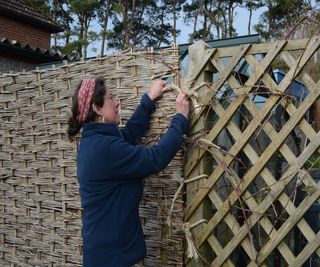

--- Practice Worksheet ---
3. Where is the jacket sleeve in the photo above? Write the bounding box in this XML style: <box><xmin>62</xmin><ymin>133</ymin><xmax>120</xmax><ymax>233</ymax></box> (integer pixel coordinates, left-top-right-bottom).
<box><xmin>105</xmin><ymin>113</ymin><xmax>188</xmax><ymax>179</ymax></box>
<box><xmin>119</xmin><ymin>93</ymin><xmax>155</xmax><ymax>144</ymax></box>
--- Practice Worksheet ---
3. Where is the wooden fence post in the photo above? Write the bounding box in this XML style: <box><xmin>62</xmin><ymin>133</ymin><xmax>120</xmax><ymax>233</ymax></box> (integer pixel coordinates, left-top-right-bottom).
<box><xmin>186</xmin><ymin>64</ymin><xmax>215</xmax><ymax>266</ymax></box>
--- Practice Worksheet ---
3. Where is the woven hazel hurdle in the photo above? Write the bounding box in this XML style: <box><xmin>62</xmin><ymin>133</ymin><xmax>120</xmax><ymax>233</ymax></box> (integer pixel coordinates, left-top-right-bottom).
<box><xmin>0</xmin><ymin>47</ymin><xmax>185</xmax><ymax>266</ymax></box>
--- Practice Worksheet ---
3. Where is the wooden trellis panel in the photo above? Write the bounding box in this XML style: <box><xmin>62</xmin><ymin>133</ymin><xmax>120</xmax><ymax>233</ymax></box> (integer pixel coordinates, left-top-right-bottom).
<box><xmin>185</xmin><ymin>37</ymin><xmax>320</xmax><ymax>267</ymax></box>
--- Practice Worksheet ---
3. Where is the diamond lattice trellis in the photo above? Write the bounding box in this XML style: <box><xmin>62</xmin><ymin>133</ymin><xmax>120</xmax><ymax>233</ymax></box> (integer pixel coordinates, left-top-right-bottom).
<box><xmin>184</xmin><ymin>37</ymin><xmax>320</xmax><ymax>267</ymax></box>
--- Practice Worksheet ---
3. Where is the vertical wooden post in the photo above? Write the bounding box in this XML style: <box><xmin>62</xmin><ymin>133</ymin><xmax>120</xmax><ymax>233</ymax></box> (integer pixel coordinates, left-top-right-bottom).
<box><xmin>186</xmin><ymin>65</ymin><xmax>215</xmax><ymax>266</ymax></box>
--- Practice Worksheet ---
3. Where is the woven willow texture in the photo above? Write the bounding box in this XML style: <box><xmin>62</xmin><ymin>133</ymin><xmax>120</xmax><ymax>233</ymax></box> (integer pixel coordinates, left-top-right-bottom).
<box><xmin>0</xmin><ymin>48</ymin><xmax>184</xmax><ymax>266</ymax></box>
<box><xmin>185</xmin><ymin>37</ymin><xmax>320</xmax><ymax>266</ymax></box>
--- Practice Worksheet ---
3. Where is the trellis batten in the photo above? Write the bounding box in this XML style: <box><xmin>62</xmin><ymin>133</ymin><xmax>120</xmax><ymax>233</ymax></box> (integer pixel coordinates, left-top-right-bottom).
<box><xmin>0</xmin><ymin>48</ymin><xmax>185</xmax><ymax>267</ymax></box>
<box><xmin>184</xmin><ymin>37</ymin><xmax>320</xmax><ymax>266</ymax></box>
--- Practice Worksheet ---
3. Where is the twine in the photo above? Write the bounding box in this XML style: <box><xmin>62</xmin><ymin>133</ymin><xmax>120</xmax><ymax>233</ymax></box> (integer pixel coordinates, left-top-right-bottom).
<box><xmin>167</xmin><ymin>173</ymin><xmax>209</xmax><ymax>261</ymax></box>
<box><xmin>183</xmin><ymin>220</ymin><xmax>208</xmax><ymax>260</ymax></box>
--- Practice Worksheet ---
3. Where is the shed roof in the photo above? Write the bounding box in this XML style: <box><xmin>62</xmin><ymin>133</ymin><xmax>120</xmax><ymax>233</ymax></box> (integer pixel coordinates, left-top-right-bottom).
<box><xmin>181</xmin><ymin>34</ymin><xmax>261</xmax><ymax>59</ymax></box>
<box><xmin>159</xmin><ymin>34</ymin><xmax>261</xmax><ymax>59</ymax></box>
<box><xmin>0</xmin><ymin>38</ymin><xmax>67</xmax><ymax>63</ymax></box>
<box><xmin>0</xmin><ymin>0</ymin><xmax>63</xmax><ymax>33</ymax></box>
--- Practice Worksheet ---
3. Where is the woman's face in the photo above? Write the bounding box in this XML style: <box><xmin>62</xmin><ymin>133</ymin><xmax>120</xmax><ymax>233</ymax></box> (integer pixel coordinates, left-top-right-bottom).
<box><xmin>98</xmin><ymin>91</ymin><xmax>120</xmax><ymax>124</ymax></box>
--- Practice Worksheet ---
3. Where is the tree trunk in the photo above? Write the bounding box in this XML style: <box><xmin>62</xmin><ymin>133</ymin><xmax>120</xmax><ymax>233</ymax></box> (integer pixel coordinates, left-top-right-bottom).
<box><xmin>228</xmin><ymin>2</ymin><xmax>233</xmax><ymax>37</ymax></box>
<box><xmin>51</xmin><ymin>0</ymin><xmax>57</xmax><ymax>49</ymax></box>
<box><xmin>65</xmin><ymin>23</ymin><xmax>71</xmax><ymax>45</ymax></box>
<box><xmin>192</xmin><ymin>11</ymin><xmax>199</xmax><ymax>42</ymax></box>
<box><xmin>202</xmin><ymin>1</ymin><xmax>207</xmax><ymax>39</ymax></box>
<box><xmin>267</xmin><ymin>0</ymin><xmax>272</xmax><ymax>40</ymax></box>
<box><xmin>129</xmin><ymin>0</ymin><xmax>136</xmax><ymax>35</ymax></box>
<box><xmin>216</xmin><ymin>0</ymin><xmax>221</xmax><ymax>39</ymax></box>
<box><xmin>173</xmin><ymin>0</ymin><xmax>177</xmax><ymax>44</ymax></box>
<box><xmin>248</xmin><ymin>8</ymin><xmax>252</xmax><ymax>35</ymax></box>
<box><xmin>220</xmin><ymin>1</ymin><xmax>228</xmax><ymax>38</ymax></box>
<box><xmin>83</xmin><ymin>16</ymin><xmax>88</xmax><ymax>58</ymax></box>
<box><xmin>78</xmin><ymin>19</ymin><xmax>84</xmax><ymax>58</ymax></box>
<box><xmin>203</xmin><ymin>15</ymin><xmax>207</xmax><ymax>39</ymax></box>
<box><xmin>123</xmin><ymin>0</ymin><xmax>129</xmax><ymax>48</ymax></box>
<box><xmin>100</xmin><ymin>0</ymin><xmax>111</xmax><ymax>56</ymax></box>
<box><xmin>158</xmin><ymin>8</ymin><xmax>165</xmax><ymax>47</ymax></box>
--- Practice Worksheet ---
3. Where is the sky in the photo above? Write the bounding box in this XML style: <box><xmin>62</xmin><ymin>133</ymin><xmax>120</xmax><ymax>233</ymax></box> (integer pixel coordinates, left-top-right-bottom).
<box><xmin>176</xmin><ymin>5</ymin><xmax>267</xmax><ymax>43</ymax></box>
<box><xmin>87</xmin><ymin>4</ymin><xmax>267</xmax><ymax>57</ymax></box>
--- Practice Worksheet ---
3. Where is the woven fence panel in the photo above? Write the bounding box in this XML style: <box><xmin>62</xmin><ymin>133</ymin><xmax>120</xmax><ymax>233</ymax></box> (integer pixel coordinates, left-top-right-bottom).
<box><xmin>0</xmin><ymin>47</ymin><xmax>184</xmax><ymax>267</ymax></box>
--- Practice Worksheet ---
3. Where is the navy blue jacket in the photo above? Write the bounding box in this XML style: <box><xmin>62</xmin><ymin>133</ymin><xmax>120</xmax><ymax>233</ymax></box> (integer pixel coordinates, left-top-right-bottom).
<box><xmin>77</xmin><ymin>93</ymin><xmax>188</xmax><ymax>267</ymax></box>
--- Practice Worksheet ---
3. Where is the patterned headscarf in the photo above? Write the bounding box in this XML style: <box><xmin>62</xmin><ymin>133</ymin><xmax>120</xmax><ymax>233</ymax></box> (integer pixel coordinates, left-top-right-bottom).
<box><xmin>77</xmin><ymin>79</ymin><xmax>96</xmax><ymax>124</ymax></box>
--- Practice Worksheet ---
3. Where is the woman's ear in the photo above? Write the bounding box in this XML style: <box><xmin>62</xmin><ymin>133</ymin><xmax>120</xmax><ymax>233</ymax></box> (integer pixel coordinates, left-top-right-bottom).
<box><xmin>93</xmin><ymin>103</ymin><xmax>101</xmax><ymax>116</ymax></box>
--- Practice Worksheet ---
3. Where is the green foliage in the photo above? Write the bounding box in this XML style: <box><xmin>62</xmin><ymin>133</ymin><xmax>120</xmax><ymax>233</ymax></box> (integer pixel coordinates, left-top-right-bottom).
<box><xmin>254</xmin><ymin>0</ymin><xmax>311</xmax><ymax>41</ymax></box>
<box><xmin>106</xmin><ymin>0</ymin><xmax>181</xmax><ymax>49</ymax></box>
<box><xmin>304</xmin><ymin>153</ymin><xmax>320</xmax><ymax>170</ymax></box>
<box><xmin>244</xmin><ymin>0</ymin><xmax>263</xmax><ymax>9</ymax></box>
<box><xmin>113</xmin><ymin>2</ymin><xmax>123</xmax><ymax>14</ymax></box>
<box><xmin>37</xmin><ymin>0</ymin><xmax>319</xmax><ymax>56</ymax></box>
<box><xmin>69</xmin><ymin>0</ymin><xmax>100</xmax><ymax>13</ymax></box>
<box><xmin>183</xmin><ymin>0</ymin><xmax>246</xmax><ymax>41</ymax></box>
<box><xmin>60</xmin><ymin>39</ymin><xmax>86</xmax><ymax>55</ymax></box>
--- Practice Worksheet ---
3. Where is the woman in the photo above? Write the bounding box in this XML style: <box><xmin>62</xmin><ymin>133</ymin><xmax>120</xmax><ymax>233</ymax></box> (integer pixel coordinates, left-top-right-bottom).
<box><xmin>67</xmin><ymin>77</ymin><xmax>189</xmax><ymax>267</ymax></box>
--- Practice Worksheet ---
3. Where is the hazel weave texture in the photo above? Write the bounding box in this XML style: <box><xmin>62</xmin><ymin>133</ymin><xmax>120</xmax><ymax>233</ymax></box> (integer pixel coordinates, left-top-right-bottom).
<box><xmin>0</xmin><ymin>47</ymin><xmax>184</xmax><ymax>267</ymax></box>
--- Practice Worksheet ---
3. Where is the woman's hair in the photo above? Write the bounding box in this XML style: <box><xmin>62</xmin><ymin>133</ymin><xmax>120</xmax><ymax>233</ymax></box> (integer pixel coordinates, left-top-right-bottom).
<box><xmin>67</xmin><ymin>76</ymin><xmax>107</xmax><ymax>141</ymax></box>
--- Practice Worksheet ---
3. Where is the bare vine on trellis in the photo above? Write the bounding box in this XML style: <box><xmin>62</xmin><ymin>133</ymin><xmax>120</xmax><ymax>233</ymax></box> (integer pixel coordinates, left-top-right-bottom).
<box><xmin>136</xmin><ymin>14</ymin><xmax>320</xmax><ymax>262</ymax></box>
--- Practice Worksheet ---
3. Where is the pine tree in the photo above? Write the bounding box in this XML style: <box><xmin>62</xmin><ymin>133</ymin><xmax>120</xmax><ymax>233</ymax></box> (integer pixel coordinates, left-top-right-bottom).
<box><xmin>45</xmin><ymin>0</ymin><xmax>101</xmax><ymax>58</ymax></box>
<box><xmin>69</xmin><ymin>0</ymin><xmax>100</xmax><ymax>58</ymax></box>
<box><xmin>107</xmin><ymin>0</ymin><xmax>176</xmax><ymax>49</ymax></box>
<box><xmin>243</xmin><ymin>0</ymin><xmax>263</xmax><ymax>34</ymax></box>
<box><xmin>162</xmin><ymin>0</ymin><xmax>187</xmax><ymax>44</ymax></box>
<box><xmin>183</xmin><ymin>0</ymin><xmax>246</xmax><ymax>41</ymax></box>
<box><xmin>99</xmin><ymin>0</ymin><xmax>113</xmax><ymax>56</ymax></box>
<box><xmin>254</xmin><ymin>0</ymin><xmax>310</xmax><ymax>41</ymax></box>
<box><xmin>183</xmin><ymin>0</ymin><xmax>217</xmax><ymax>41</ymax></box>
<box><xmin>222</xmin><ymin>0</ymin><xmax>243</xmax><ymax>37</ymax></box>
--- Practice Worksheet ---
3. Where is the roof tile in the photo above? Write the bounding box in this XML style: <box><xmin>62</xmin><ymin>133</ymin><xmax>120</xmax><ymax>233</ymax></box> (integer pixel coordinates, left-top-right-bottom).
<box><xmin>0</xmin><ymin>0</ymin><xmax>63</xmax><ymax>32</ymax></box>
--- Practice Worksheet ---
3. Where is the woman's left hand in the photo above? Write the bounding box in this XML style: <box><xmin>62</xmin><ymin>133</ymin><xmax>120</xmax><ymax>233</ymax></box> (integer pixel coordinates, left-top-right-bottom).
<box><xmin>147</xmin><ymin>79</ymin><xmax>171</xmax><ymax>100</ymax></box>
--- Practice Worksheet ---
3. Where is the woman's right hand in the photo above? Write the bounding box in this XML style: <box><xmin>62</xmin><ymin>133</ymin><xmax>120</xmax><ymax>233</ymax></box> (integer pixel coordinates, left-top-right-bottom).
<box><xmin>176</xmin><ymin>91</ymin><xmax>189</xmax><ymax>119</ymax></box>
<box><xmin>147</xmin><ymin>79</ymin><xmax>171</xmax><ymax>100</ymax></box>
